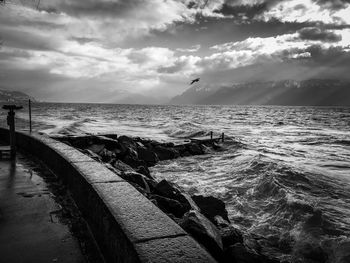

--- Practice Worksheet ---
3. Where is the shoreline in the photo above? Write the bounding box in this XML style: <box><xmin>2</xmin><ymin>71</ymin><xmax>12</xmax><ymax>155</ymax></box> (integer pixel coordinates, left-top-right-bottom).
<box><xmin>56</xmin><ymin>133</ymin><xmax>278</xmax><ymax>263</ymax></box>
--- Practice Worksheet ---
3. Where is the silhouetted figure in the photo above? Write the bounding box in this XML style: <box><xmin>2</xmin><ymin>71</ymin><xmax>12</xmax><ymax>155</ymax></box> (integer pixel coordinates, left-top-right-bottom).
<box><xmin>190</xmin><ymin>78</ymin><xmax>200</xmax><ymax>85</ymax></box>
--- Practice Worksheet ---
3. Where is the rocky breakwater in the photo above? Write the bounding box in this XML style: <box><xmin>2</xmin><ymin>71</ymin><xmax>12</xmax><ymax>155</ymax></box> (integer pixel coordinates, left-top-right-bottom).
<box><xmin>55</xmin><ymin>134</ymin><xmax>278</xmax><ymax>263</ymax></box>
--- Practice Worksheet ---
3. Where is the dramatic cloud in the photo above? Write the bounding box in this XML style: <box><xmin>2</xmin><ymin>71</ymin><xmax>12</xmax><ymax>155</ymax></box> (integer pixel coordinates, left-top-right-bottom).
<box><xmin>0</xmin><ymin>0</ymin><xmax>350</xmax><ymax>102</ymax></box>
<box><xmin>298</xmin><ymin>27</ymin><xmax>342</xmax><ymax>42</ymax></box>
<box><xmin>259</xmin><ymin>0</ymin><xmax>350</xmax><ymax>24</ymax></box>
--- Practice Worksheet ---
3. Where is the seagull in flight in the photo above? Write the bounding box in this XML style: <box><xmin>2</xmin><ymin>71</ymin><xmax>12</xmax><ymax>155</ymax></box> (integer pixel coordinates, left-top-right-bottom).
<box><xmin>190</xmin><ymin>78</ymin><xmax>200</xmax><ymax>85</ymax></box>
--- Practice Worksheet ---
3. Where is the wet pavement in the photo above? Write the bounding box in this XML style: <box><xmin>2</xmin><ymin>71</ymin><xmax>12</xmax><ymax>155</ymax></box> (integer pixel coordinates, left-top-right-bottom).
<box><xmin>0</xmin><ymin>152</ymin><xmax>87</xmax><ymax>263</ymax></box>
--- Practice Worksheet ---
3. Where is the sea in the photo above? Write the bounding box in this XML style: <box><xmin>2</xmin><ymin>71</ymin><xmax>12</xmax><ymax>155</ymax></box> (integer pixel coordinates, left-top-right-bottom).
<box><xmin>2</xmin><ymin>102</ymin><xmax>350</xmax><ymax>262</ymax></box>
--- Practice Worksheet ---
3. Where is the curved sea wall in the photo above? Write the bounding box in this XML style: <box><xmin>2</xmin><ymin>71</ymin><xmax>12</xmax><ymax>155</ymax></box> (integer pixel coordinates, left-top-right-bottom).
<box><xmin>0</xmin><ymin>128</ymin><xmax>216</xmax><ymax>263</ymax></box>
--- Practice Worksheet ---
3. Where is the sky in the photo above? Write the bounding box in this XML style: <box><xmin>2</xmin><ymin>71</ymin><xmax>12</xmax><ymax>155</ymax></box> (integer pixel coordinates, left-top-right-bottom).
<box><xmin>0</xmin><ymin>0</ymin><xmax>350</xmax><ymax>103</ymax></box>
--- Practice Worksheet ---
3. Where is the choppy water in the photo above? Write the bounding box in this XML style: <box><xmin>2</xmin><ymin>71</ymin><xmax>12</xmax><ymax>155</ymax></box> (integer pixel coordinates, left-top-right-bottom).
<box><xmin>2</xmin><ymin>102</ymin><xmax>350</xmax><ymax>262</ymax></box>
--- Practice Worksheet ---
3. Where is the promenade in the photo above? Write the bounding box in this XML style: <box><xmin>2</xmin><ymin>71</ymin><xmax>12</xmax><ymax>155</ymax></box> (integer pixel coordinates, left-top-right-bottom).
<box><xmin>0</xmin><ymin>152</ymin><xmax>86</xmax><ymax>263</ymax></box>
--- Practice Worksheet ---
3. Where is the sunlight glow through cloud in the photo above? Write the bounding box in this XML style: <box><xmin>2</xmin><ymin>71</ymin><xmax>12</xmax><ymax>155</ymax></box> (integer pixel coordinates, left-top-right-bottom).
<box><xmin>1</xmin><ymin>0</ymin><xmax>350</xmax><ymax>102</ymax></box>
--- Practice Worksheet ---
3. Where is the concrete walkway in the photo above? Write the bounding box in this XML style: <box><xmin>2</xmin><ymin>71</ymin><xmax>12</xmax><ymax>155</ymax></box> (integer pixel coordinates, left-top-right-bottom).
<box><xmin>0</xmin><ymin>153</ymin><xmax>86</xmax><ymax>263</ymax></box>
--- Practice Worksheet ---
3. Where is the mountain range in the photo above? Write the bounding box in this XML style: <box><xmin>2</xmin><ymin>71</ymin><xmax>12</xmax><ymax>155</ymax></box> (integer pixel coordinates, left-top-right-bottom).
<box><xmin>0</xmin><ymin>89</ymin><xmax>36</xmax><ymax>103</ymax></box>
<box><xmin>169</xmin><ymin>79</ymin><xmax>350</xmax><ymax>106</ymax></box>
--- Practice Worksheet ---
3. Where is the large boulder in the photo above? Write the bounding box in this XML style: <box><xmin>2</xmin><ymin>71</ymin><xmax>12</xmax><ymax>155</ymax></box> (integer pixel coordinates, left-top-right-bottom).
<box><xmin>214</xmin><ymin>215</ymin><xmax>230</xmax><ymax>228</ymax></box>
<box><xmin>135</xmin><ymin>165</ymin><xmax>152</xmax><ymax>179</ymax></box>
<box><xmin>83</xmin><ymin>149</ymin><xmax>102</xmax><ymax>162</ymax></box>
<box><xmin>118</xmin><ymin>135</ymin><xmax>136</xmax><ymax>145</ymax></box>
<box><xmin>87</xmin><ymin>144</ymin><xmax>105</xmax><ymax>154</ymax></box>
<box><xmin>155</xmin><ymin>180</ymin><xmax>192</xmax><ymax>210</ymax></box>
<box><xmin>103</xmin><ymin>134</ymin><xmax>118</xmax><ymax>140</ymax></box>
<box><xmin>99</xmin><ymin>148</ymin><xmax>115</xmax><ymax>162</ymax></box>
<box><xmin>95</xmin><ymin>136</ymin><xmax>121</xmax><ymax>150</ymax></box>
<box><xmin>192</xmin><ymin>195</ymin><xmax>230</xmax><ymax>223</ymax></box>
<box><xmin>112</xmin><ymin>160</ymin><xmax>135</xmax><ymax>174</ymax></box>
<box><xmin>122</xmin><ymin>172</ymin><xmax>152</xmax><ymax>193</ymax></box>
<box><xmin>219</xmin><ymin>225</ymin><xmax>243</xmax><ymax>248</ymax></box>
<box><xmin>153</xmin><ymin>146</ymin><xmax>179</xmax><ymax>161</ymax></box>
<box><xmin>104</xmin><ymin>163</ymin><xmax>123</xmax><ymax>177</ymax></box>
<box><xmin>180</xmin><ymin>210</ymin><xmax>223</xmax><ymax>261</ymax></box>
<box><xmin>150</xmin><ymin>194</ymin><xmax>188</xmax><ymax>218</ymax></box>
<box><xmin>122</xmin><ymin>155</ymin><xmax>146</xmax><ymax>169</ymax></box>
<box><xmin>118</xmin><ymin>135</ymin><xmax>138</xmax><ymax>159</ymax></box>
<box><xmin>173</xmin><ymin>145</ymin><xmax>187</xmax><ymax>155</ymax></box>
<box><xmin>113</xmin><ymin>147</ymin><xmax>126</xmax><ymax>159</ymax></box>
<box><xmin>137</xmin><ymin>144</ymin><xmax>159</xmax><ymax>165</ymax></box>
<box><xmin>187</xmin><ymin>143</ymin><xmax>204</xmax><ymax>155</ymax></box>
<box><xmin>63</xmin><ymin>135</ymin><xmax>94</xmax><ymax>148</ymax></box>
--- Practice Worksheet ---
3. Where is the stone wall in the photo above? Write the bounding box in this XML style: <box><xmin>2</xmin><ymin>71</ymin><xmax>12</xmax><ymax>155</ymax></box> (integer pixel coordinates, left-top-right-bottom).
<box><xmin>0</xmin><ymin>128</ymin><xmax>216</xmax><ymax>263</ymax></box>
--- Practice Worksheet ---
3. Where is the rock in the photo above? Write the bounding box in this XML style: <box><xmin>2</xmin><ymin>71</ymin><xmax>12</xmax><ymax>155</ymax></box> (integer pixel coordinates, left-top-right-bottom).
<box><xmin>86</xmin><ymin>144</ymin><xmax>105</xmax><ymax>154</ymax></box>
<box><xmin>103</xmin><ymin>134</ymin><xmax>118</xmax><ymax>140</ymax></box>
<box><xmin>113</xmin><ymin>147</ymin><xmax>126</xmax><ymax>159</ymax></box>
<box><xmin>150</xmin><ymin>140</ymin><xmax>161</xmax><ymax>147</ymax></box>
<box><xmin>112</xmin><ymin>160</ymin><xmax>135</xmax><ymax>174</ymax></box>
<box><xmin>137</xmin><ymin>145</ymin><xmax>159</xmax><ymax>165</ymax></box>
<box><xmin>104</xmin><ymin>163</ymin><xmax>123</xmax><ymax>176</ymax></box>
<box><xmin>224</xmin><ymin>243</ymin><xmax>260</xmax><ymax>263</ymax></box>
<box><xmin>243</xmin><ymin>234</ymin><xmax>262</xmax><ymax>254</ymax></box>
<box><xmin>150</xmin><ymin>194</ymin><xmax>188</xmax><ymax>218</ymax></box>
<box><xmin>122</xmin><ymin>172</ymin><xmax>151</xmax><ymax>193</ymax></box>
<box><xmin>83</xmin><ymin>149</ymin><xmax>102</xmax><ymax>161</ymax></box>
<box><xmin>192</xmin><ymin>195</ymin><xmax>230</xmax><ymax>223</ymax></box>
<box><xmin>118</xmin><ymin>136</ymin><xmax>138</xmax><ymax>159</ymax></box>
<box><xmin>155</xmin><ymin>180</ymin><xmax>191</xmax><ymax>210</ymax></box>
<box><xmin>99</xmin><ymin>148</ymin><xmax>115</xmax><ymax>162</ymax></box>
<box><xmin>173</xmin><ymin>145</ymin><xmax>187</xmax><ymax>154</ymax></box>
<box><xmin>214</xmin><ymin>215</ymin><xmax>230</xmax><ymax>228</ymax></box>
<box><xmin>95</xmin><ymin>136</ymin><xmax>120</xmax><ymax>150</ymax></box>
<box><xmin>122</xmin><ymin>155</ymin><xmax>146</xmax><ymax>169</ymax></box>
<box><xmin>182</xmin><ymin>193</ymin><xmax>200</xmax><ymax>211</ymax></box>
<box><xmin>201</xmin><ymin>144</ymin><xmax>212</xmax><ymax>154</ymax></box>
<box><xmin>63</xmin><ymin>135</ymin><xmax>93</xmax><ymax>148</ymax></box>
<box><xmin>180</xmin><ymin>210</ymin><xmax>223</xmax><ymax>261</ymax></box>
<box><xmin>135</xmin><ymin>166</ymin><xmax>152</xmax><ymax>178</ymax></box>
<box><xmin>125</xmin><ymin>147</ymin><xmax>139</xmax><ymax>160</ymax></box>
<box><xmin>187</xmin><ymin>143</ymin><xmax>204</xmax><ymax>155</ymax></box>
<box><xmin>136</xmin><ymin>141</ymin><xmax>144</xmax><ymax>148</ymax></box>
<box><xmin>161</xmin><ymin>142</ymin><xmax>175</xmax><ymax>147</ymax></box>
<box><xmin>153</xmin><ymin>146</ymin><xmax>179</xmax><ymax>161</ymax></box>
<box><xmin>182</xmin><ymin>151</ymin><xmax>191</xmax><ymax>157</ymax></box>
<box><xmin>212</xmin><ymin>142</ymin><xmax>223</xmax><ymax>151</ymax></box>
<box><xmin>219</xmin><ymin>225</ymin><xmax>243</xmax><ymax>248</ymax></box>
<box><xmin>118</xmin><ymin>135</ymin><xmax>136</xmax><ymax>145</ymax></box>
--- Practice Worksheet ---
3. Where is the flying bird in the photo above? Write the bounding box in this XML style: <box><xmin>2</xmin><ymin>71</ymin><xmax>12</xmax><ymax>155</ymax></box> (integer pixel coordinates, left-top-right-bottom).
<box><xmin>190</xmin><ymin>78</ymin><xmax>200</xmax><ymax>85</ymax></box>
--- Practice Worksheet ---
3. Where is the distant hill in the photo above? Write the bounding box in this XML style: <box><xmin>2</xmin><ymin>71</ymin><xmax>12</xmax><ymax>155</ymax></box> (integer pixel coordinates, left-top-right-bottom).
<box><xmin>169</xmin><ymin>79</ymin><xmax>350</xmax><ymax>106</ymax></box>
<box><xmin>169</xmin><ymin>84</ymin><xmax>222</xmax><ymax>105</ymax></box>
<box><xmin>0</xmin><ymin>90</ymin><xmax>36</xmax><ymax>103</ymax></box>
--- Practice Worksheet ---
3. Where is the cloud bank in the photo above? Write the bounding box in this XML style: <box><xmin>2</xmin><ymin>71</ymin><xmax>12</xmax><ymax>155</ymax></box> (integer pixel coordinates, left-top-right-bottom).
<box><xmin>0</xmin><ymin>0</ymin><xmax>349</xmax><ymax>103</ymax></box>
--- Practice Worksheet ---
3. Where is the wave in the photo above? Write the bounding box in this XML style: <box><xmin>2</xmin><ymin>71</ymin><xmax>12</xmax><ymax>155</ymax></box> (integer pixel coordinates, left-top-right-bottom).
<box><xmin>300</xmin><ymin>137</ymin><xmax>350</xmax><ymax>147</ymax></box>
<box><xmin>333</xmin><ymin>139</ymin><xmax>350</xmax><ymax>146</ymax></box>
<box><xmin>50</xmin><ymin>118</ymin><xmax>96</xmax><ymax>135</ymax></box>
<box><xmin>163</xmin><ymin>121</ymin><xmax>209</xmax><ymax>138</ymax></box>
<box><xmin>224</xmin><ymin>155</ymin><xmax>350</xmax><ymax>262</ymax></box>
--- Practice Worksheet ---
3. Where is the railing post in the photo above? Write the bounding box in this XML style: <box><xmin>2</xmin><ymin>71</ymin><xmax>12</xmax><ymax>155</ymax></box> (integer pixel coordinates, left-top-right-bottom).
<box><xmin>2</xmin><ymin>105</ymin><xmax>23</xmax><ymax>159</ymax></box>
<box><xmin>210</xmin><ymin>131</ymin><xmax>213</xmax><ymax>140</ymax></box>
<box><xmin>29</xmin><ymin>99</ymin><xmax>32</xmax><ymax>133</ymax></box>
<box><xmin>221</xmin><ymin>132</ymin><xmax>224</xmax><ymax>142</ymax></box>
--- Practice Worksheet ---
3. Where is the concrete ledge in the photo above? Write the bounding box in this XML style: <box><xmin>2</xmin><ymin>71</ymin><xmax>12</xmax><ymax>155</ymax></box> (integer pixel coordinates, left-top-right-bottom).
<box><xmin>0</xmin><ymin>128</ymin><xmax>216</xmax><ymax>263</ymax></box>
